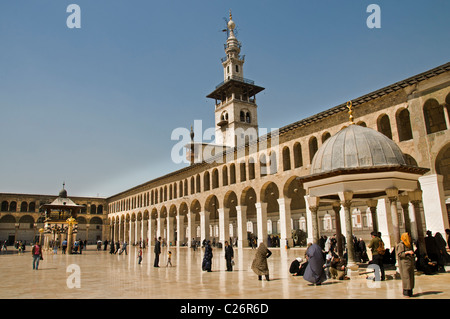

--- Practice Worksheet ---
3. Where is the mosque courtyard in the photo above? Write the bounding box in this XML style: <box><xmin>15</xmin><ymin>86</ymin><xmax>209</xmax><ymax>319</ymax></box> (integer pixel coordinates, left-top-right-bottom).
<box><xmin>1</xmin><ymin>244</ymin><xmax>449</xmax><ymax>300</ymax></box>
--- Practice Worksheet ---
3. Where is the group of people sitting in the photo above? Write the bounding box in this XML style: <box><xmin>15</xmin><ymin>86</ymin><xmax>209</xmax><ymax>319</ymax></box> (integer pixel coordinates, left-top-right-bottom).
<box><xmin>289</xmin><ymin>243</ymin><xmax>349</xmax><ymax>284</ymax></box>
<box><xmin>289</xmin><ymin>229</ymin><xmax>450</xmax><ymax>286</ymax></box>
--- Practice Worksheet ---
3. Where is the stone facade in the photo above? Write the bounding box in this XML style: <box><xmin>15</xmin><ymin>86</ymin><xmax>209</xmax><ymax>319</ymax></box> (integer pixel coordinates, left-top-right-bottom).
<box><xmin>2</xmin><ymin>16</ymin><xmax>449</xmax><ymax>252</ymax></box>
<box><xmin>0</xmin><ymin>193</ymin><xmax>107</xmax><ymax>244</ymax></box>
<box><xmin>106</xmin><ymin>16</ymin><xmax>450</xmax><ymax>251</ymax></box>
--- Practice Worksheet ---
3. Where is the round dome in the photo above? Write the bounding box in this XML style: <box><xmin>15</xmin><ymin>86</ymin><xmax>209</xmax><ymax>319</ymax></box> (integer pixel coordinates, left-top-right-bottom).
<box><xmin>59</xmin><ymin>188</ymin><xmax>68</xmax><ymax>198</ymax></box>
<box><xmin>311</xmin><ymin>124</ymin><xmax>407</xmax><ymax>175</ymax></box>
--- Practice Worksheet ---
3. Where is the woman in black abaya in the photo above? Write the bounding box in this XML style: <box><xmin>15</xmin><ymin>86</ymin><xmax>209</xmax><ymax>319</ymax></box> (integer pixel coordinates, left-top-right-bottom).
<box><xmin>303</xmin><ymin>243</ymin><xmax>327</xmax><ymax>286</ymax></box>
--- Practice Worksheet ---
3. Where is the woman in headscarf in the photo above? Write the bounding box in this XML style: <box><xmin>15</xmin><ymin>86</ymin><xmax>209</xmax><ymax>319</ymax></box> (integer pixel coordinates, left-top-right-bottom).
<box><xmin>251</xmin><ymin>242</ymin><xmax>272</xmax><ymax>281</ymax></box>
<box><xmin>397</xmin><ymin>232</ymin><xmax>415</xmax><ymax>297</ymax></box>
<box><xmin>202</xmin><ymin>240</ymin><xmax>213</xmax><ymax>272</ymax></box>
<box><xmin>303</xmin><ymin>243</ymin><xmax>327</xmax><ymax>285</ymax></box>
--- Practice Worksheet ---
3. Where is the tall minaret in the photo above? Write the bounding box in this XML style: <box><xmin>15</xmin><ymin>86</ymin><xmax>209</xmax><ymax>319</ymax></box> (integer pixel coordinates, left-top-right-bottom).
<box><xmin>207</xmin><ymin>11</ymin><xmax>265</xmax><ymax>148</ymax></box>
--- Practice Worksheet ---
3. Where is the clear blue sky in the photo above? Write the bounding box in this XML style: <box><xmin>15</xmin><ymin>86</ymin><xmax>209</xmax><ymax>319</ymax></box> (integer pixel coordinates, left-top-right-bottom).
<box><xmin>0</xmin><ymin>0</ymin><xmax>449</xmax><ymax>198</ymax></box>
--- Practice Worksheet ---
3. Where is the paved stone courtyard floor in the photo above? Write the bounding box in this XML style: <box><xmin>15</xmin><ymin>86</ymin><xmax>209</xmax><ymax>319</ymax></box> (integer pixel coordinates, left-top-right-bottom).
<box><xmin>1</xmin><ymin>245</ymin><xmax>449</xmax><ymax>300</ymax></box>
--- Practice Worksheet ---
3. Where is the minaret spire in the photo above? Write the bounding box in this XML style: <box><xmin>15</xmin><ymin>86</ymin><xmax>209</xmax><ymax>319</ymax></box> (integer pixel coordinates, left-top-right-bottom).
<box><xmin>206</xmin><ymin>12</ymin><xmax>265</xmax><ymax>148</ymax></box>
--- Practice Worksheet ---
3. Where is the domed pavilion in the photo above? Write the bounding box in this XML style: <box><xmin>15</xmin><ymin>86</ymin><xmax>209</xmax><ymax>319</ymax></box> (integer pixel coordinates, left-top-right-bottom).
<box><xmin>300</xmin><ymin>103</ymin><xmax>429</xmax><ymax>271</ymax></box>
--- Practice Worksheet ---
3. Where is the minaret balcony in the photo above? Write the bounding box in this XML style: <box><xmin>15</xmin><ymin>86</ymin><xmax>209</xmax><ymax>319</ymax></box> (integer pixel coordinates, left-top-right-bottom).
<box><xmin>214</xmin><ymin>75</ymin><xmax>255</xmax><ymax>89</ymax></box>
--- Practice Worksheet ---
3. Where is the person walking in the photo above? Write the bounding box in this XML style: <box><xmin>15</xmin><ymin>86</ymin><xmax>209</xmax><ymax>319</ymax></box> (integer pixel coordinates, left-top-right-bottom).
<box><xmin>368</xmin><ymin>231</ymin><xmax>385</xmax><ymax>281</ymax></box>
<box><xmin>251</xmin><ymin>242</ymin><xmax>272</xmax><ymax>281</ymax></box>
<box><xmin>31</xmin><ymin>242</ymin><xmax>43</xmax><ymax>270</ymax></box>
<box><xmin>224</xmin><ymin>241</ymin><xmax>234</xmax><ymax>271</ymax></box>
<box><xmin>166</xmin><ymin>250</ymin><xmax>172</xmax><ymax>267</ymax></box>
<box><xmin>154</xmin><ymin>237</ymin><xmax>161</xmax><ymax>267</ymax></box>
<box><xmin>397</xmin><ymin>233</ymin><xmax>415</xmax><ymax>297</ymax></box>
<box><xmin>138</xmin><ymin>248</ymin><xmax>143</xmax><ymax>264</ymax></box>
<box><xmin>202</xmin><ymin>240</ymin><xmax>213</xmax><ymax>272</ymax></box>
<box><xmin>62</xmin><ymin>239</ymin><xmax>67</xmax><ymax>254</ymax></box>
<box><xmin>303</xmin><ymin>243</ymin><xmax>327</xmax><ymax>285</ymax></box>
<box><xmin>119</xmin><ymin>241</ymin><xmax>128</xmax><ymax>255</ymax></box>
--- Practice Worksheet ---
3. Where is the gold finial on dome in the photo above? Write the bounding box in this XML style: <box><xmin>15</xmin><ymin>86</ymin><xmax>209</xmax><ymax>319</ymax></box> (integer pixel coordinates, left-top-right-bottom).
<box><xmin>229</xmin><ymin>9</ymin><xmax>232</xmax><ymax>20</ymax></box>
<box><xmin>346</xmin><ymin>101</ymin><xmax>355</xmax><ymax>124</ymax></box>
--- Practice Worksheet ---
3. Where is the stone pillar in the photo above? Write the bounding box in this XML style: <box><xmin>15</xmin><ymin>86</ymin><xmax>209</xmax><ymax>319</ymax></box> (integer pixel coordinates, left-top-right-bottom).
<box><xmin>187</xmin><ymin>211</ymin><xmax>196</xmax><ymax>247</ymax></box>
<box><xmin>176</xmin><ymin>214</ymin><xmax>185</xmax><ymax>247</ymax></box>
<box><xmin>366</xmin><ymin>199</ymin><xmax>379</xmax><ymax>234</ymax></box>
<box><xmin>129</xmin><ymin>220</ymin><xmax>135</xmax><ymax>245</ymax></box>
<box><xmin>148</xmin><ymin>218</ymin><xmax>155</xmax><ymax>246</ymax></box>
<box><xmin>167</xmin><ymin>216</ymin><xmax>174</xmax><ymax>247</ymax></box>
<box><xmin>409</xmin><ymin>189</ymin><xmax>427</xmax><ymax>255</ymax></box>
<box><xmin>419</xmin><ymin>174</ymin><xmax>449</xmax><ymax>235</ymax></box>
<box><xmin>338</xmin><ymin>191</ymin><xmax>357</xmax><ymax>270</ymax></box>
<box><xmin>306</xmin><ymin>196</ymin><xmax>320</xmax><ymax>245</ymax></box>
<box><xmin>142</xmin><ymin>218</ymin><xmax>148</xmax><ymax>245</ymax></box>
<box><xmin>386</xmin><ymin>187</ymin><xmax>400</xmax><ymax>245</ymax></box>
<box><xmin>218</xmin><ymin>208</ymin><xmax>230</xmax><ymax>247</ymax></box>
<box><xmin>123</xmin><ymin>221</ymin><xmax>128</xmax><ymax>243</ymax></box>
<box><xmin>398</xmin><ymin>194</ymin><xmax>412</xmax><ymax>235</ymax></box>
<box><xmin>255</xmin><ymin>202</ymin><xmax>268</xmax><ymax>246</ymax></box>
<box><xmin>200</xmin><ymin>211</ymin><xmax>210</xmax><ymax>243</ymax></box>
<box><xmin>277</xmin><ymin>197</ymin><xmax>293</xmax><ymax>248</ymax></box>
<box><xmin>156</xmin><ymin>214</ymin><xmax>163</xmax><ymax>239</ymax></box>
<box><xmin>332</xmin><ymin>201</ymin><xmax>344</xmax><ymax>258</ymax></box>
<box><xmin>236</xmin><ymin>205</ymin><xmax>248</xmax><ymax>248</ymax></box>
<box><xmin>376</xmin><ymin>198</ymin><xmax>392</xmax><ymax>249</ymax></box>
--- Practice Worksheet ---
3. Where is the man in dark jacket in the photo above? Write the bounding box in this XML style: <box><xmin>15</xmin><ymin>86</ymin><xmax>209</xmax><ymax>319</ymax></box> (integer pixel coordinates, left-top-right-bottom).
<box><xmin>154</xmin><ymin>237</ymin><xmax>161</xmax><ymax>267</ymax></box>
<box><xmin>224</xmin><ymin>241</ymin><xmax>234</xmax><ymax>271</ymax></box>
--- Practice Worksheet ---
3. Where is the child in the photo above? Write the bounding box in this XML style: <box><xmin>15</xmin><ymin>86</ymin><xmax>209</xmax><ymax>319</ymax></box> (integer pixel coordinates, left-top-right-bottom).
<box><xmin>166</xmin><ymin>251</ymin><xmax>172</xmax><ymax>267</ymax></box>
<box><xmin>138</xmin><ymin>248</ymin><xmax>143</xmax><ymax>264</ymax></box>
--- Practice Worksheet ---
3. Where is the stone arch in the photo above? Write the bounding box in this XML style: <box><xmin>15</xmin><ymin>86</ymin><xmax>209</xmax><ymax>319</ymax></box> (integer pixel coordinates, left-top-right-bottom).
<box><xmin>179</xmin><ymin>202</ymin><xmax>189</xmax><ymax>215</ymax></box>
<box><xmin>18</xmin><ymin>214</ymin><xmax>34</xmax><ymax>224</ymax></box>
<box><xmin>190</xmin><ymin>199</ymin><xmax>201</xmax><ymax>214</ymax></box>
<box><xmin>0</xmin><ymin>214</ymin><xmax>16</xmax><ymax>223</ymax></box>
<box><xmin>224</xmin><ymin>191</ymin><xmax>238</xmax><ymax>232</ymax></box>
<box><xmin>396</xmin><ymin>107</ymin><xmax>413</xmax><ymax>141</ymax></box>
<box><xmin>377</xmin><ymin>113</ymin><xmax>392</xmax><ymax>139</ymax></box>
<box><xmin>222</xmin><ymin>165</ymin><xmax>229</xmax><ymax>186</ymax></box>
<box><xmin>293</xmin><ymin>142</ymin><xmax>303</xmax><ymax>168</ymax></box>
<box><xmin>204</xmin><ymin>171</ymin><xmax>211</xmax><ymax>191</ymax></box>
<box><xmin>282</xmin><ymin>146</ymin><xmax>291</xmax><ymax>171</ymax></box>
<box><xmin>423</xmin><ymin>98</ymin><xmax>447</xmax><ymax>134</ymax></box>
<box><xmin>160</xmin><ymin>206</ymin><xmax>168</xmax><ymax>218</ymax></box>
<box><xmin>196</xmin><ymin>174</ymin><xmax>201</xmax><ymax>193</ymax></box>
<box><xmin>224</xmin><ymin>190</ymin><xmax>238</xmax><ymax>209</ymax></box>
<box><xmin>90</xmin><ymin>216</ymin><xmax>103</xmax><ymax>225</ymax></box>
<box><xmin>229</xmin><ymin>163</ymin><xmax>236</xmax><ymax>184</ymax></box>
<box><xmin>1</xmin><ymin>201</ymin><xmax>8</xmax><ymax>212</ymax></box>
<box><xmin>212</xmin><ymin>168</ymin><xmax>219</xmax><ymax>189</ymax></box>
<box><xmin>309</xmin><ymin>136</ymin><xmax>318</xmax><ymax>164</ymax></box>
<box><xmin>150</xmin><ymin>208</ymin><xmax>158</xmax><ymax>220</ymax></box>
<box><xmin>205</xmin><ymin>194</ymin><xmax>219</xmax><ymax>213</ymax></box>
<box><xmin>239</xmin><ymin>160</ymin><xmax>247</xmax><ymax>182</ymax></box>
<box><xmin>436</xmin><ymin>142</ymin><xmax>450</xmax><ymax>191</ymax></box>
<box><xmin>20</xmin><ymin>201</ymin><xmax>28</xmax><ymax>212</ymax></box>
<box><xmin>357</xmin><ymin>121</ymin><xmax>367</xmax><ymax>127</ymax></box>
<box><xmin>403</xmin><ymin>153</ymin><xmax>418</xmax><ymax>166</ymax></box>
<box><xmin>322</xmin><ymin>131</ymin><xmax>331</xmax><ymax>143</ymax></box>
<box><xmin>283</xmin><ymin>176</ymin><xmax>306</xmax><ymax>211</ymax></box>
<box><xmin>9</xmin><ymin>201</ymin><xmax>17</xmax><ymax>212</ymax></box>
<box><xmin>169</xmin><ymin>204</ymin><xmax>177</xmax><ymax>217</ymax></box>
<box><xmin>260</xmin><ymin>181</ymin><xmax>280</xmax><ymax>214</ymax></box>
